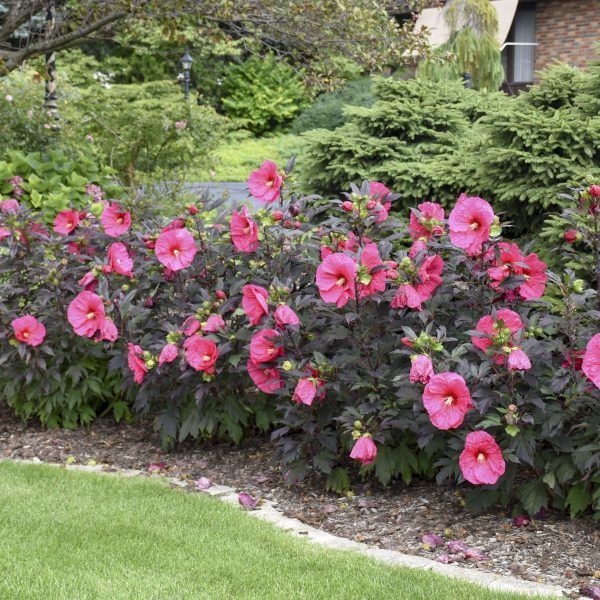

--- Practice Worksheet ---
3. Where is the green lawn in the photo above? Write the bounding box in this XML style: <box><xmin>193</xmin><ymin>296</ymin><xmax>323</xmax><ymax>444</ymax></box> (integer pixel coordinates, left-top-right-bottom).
<box><xmin>0</xmin><ymin>462</ymin><xmax>552</xmax><ymax>600</ymax></box>
<box><xmin>198</xmin><ymin>132</ymin><xmax>305</xmax><ymax>181</ymax></box>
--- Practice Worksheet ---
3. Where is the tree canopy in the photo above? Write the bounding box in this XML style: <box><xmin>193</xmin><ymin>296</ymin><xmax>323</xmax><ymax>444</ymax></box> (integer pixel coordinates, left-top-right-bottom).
<box><xmin>0</xmin><ymin>0</ymin><xmax>430</xmax><ymax>82</ymax></box>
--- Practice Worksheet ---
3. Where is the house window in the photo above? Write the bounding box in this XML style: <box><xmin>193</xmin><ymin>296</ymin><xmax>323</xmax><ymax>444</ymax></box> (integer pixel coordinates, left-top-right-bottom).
<box><xmin>503</xmin><ymin>5</ymin><xmax>536</xmax><ymax>86</ymax></box>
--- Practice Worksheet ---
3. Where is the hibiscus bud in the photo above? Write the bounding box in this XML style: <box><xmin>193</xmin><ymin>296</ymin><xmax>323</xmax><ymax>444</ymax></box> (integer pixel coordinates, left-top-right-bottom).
<box><xmin>508</xmin><ymin>404</ymin><xmax>517</xmax><ymax>412</ymax></box>
<box><xmin>145</xmin><ymin>359</ymin><xmax>156</xmax><ymax>369</ymax></box>
<box><xmin>387</xmin><ymin>269</ymin><xmax>399</xmax><ymax>280</ymax></box>
<box><xmin>490</xmin><ymin>216</ymin><xmax>502</xmax><ymax>238</ymax></box>
<box><xmin>187</xmin><ymin>204</ymin><xmax>199</xmax><ymax>215</ymax></box>
<box><xmin>144</xmin><ymin>239</ymin><xmax>155</xmax><ymax>250</ymax></box>
<box><xmin>573</xmin><ymin>279</ymin><xmax>585</xmax><ymax>293</ymax></box>
<box><xmin>144</xmin><ymin>296</ymin><xmax>154</xmax><ymax>308</ymax></box>
<box><xmin>282</xmin><ymin>360</ymin><xmax>293</xmax><ymax>371</ymax></box>
<box><xmin>290</xmin><ymin>203</ymin><xmax>301</xmax><ymax>216</ymax></box>
<box><xmin>341</xmin><ymin>201</ymin><xmax>354</xmax><ymax>212</ymax></box>
<box><xmin>283</xmin><ymin>219</ymin><xmax>293</xmax><ymax>228</ymax></box>
<box><xmin>400</xmin><ymin>256</ymin><xmax>412</xmax><ymax>269</ymax></box>
<box><xmin>121</xmin><ymin>284</ymin><xmax>130</xmax><ymax>292</ymax></box>
<box><xmin>216</xmin><ymin>290</ymin><xmax>227</xmax><ymax>300</ymax></box>
<box><xmin>89</xmin><ymin>202</ymin><xmax>104</xmax><ymax>217</ymax></box>
<box><xmin>563</xmin><ymin>229</ymin><xmax>578</xmax><ymax>244</ymax></box>
<box><xmin>366</xmin><ymin>200</ymin><xmax>376</xmax><ymax>210</ymax></box>
<box><xmin>353</xmin><ymin>420</ymin><xmax>362</xmax><ymax>429</ymax></box>
<box><xmin>272</xmin><ymin>210</ymin><xmax>283</xmax><ymax>221</ymax></box>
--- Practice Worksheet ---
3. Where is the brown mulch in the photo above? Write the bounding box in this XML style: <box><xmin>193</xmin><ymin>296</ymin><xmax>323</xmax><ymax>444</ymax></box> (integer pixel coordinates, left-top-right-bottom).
<box><xmin>0</xmin><ymin>406</ymin><xmax>597</xmax><ymax>598</ymax></box>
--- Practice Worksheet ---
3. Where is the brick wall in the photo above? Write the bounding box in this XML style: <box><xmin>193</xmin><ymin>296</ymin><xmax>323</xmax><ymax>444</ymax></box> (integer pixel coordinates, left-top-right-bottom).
<box><xmin>534</xmin><ymin>0</ymin><xmax>600</xmax><ymax>78</ymax></box>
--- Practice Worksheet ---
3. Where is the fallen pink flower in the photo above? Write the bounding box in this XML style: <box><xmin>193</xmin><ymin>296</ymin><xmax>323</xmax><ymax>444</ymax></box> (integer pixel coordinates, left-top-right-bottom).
<box><xmin>436</xmin><ymin>554</ymin><xmax>455</xmax><ymax>564</ymax></box>
<box><xmin>238</xmin><ymin>492</ymin><xmax>259</xmax><ymax>509</ymax></box>
<box><xmin>422</xmin><ymin>533</ymin><xmax>444</xmax><ymax>549</ymax></box>
<box><xmin>464</xmin><ymin>547</ymin><xmax>489</xmax><ymax>561</ymax></box>
<box><xmin>195</xmin><ymin>477</ymin><xmax>212</xmax><ymax>490</ymax></box>
<box><xmin>447</xmin><ymin>540</ymin><xmax>470</xmax><ymax>554</ymax></box>
<box><xmin>581</xmin><ymin>587</ymin><xmax>600</xmax><ymax>600</ymax></box>
<box><xmin>148</xmin><ymin>462</ymin><xmax>166</xmax><ymax>473</ymax></box>
<box><xmin>512</xmin><ymin>515</ymin><xmax>531</xmax><ymax>527</ymax></box>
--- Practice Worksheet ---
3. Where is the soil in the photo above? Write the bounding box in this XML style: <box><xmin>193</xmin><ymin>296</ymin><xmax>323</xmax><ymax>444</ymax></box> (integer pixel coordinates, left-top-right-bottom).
<box><xmin>0</xmin><ymin>406</ymin><xmax>597</xmax><ymax>599</ymax></box>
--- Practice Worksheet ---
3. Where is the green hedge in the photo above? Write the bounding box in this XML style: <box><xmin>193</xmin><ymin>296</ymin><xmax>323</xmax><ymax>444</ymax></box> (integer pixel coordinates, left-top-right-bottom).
<box><xmin>290</xmin><ymin>77</ymin><xmax>374</xmax><ymax>133</ymax></box>
<box><xmin>300</xmin><ymin>60</ymin><xmax>600</xmax><ymax>233</ymax></box>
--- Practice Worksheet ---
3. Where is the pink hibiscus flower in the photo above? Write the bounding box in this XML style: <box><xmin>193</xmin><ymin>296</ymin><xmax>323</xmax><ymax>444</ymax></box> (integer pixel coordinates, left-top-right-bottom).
<box><xmin>101</xmin><ymin>203</ymin><xmax>131</xmax><ymax>237</ymax></box>
<box><xmin>582</xmin><ymin>333</ymin><xmax>600</xmax><ymax>389</ymax></box>
<box><xmin>78</xmin><ymin>271</ymin><xmax>98</xmax><ymax>292</ymax></box>
<box><xmin>410</xmin><ymin>355</ymin><xmax>434</xmax><ymax>384</ymax></box>
<box><xmin>11</xmin><ymin>315</ymin><xmax>46</xmax><ymax>347</ymax></box>
<box><xmin>350</xmin><ymin>435</ymin><xmax>378</xmax><ymax>465</ymax></box>
<box><xmin>409</xmin><ymin>202</ymin><xmax>445</xmax><ymax>241</ymax></box>
<box><xmin>155</xmin><ymin>228</ymin><xmax>197</xmax><ymax>271</ymax></box>
<box><xmin>248</xmin><ymin>160</ymin><xmax>282</xmax><ymax>204</ymax></box>
<box><xmin>182</xmin><ymin>317</ymin><xmax>201</xmax><ymax>336</ymax></box>
<box><xmin>159</xmin><ymin>343</ymin><xmax>179</xmax><ymax>365</ymax></box>
<box><xmin>487</xmin><ymin>242</ymin><xmax>524</xmax><ymax>288</ymax></box>
<box><xmin>0</xmin><ymin>227</ymin><xmax>11</xmax><ymax>240</ymax></box>
<box><xmin>184</xmin><ymin>336</ymin><xmax>219</xmax><ymax>373</ymax></box>
<box><xmin>292</xmin><ymin>378</ymin><xmax>320</xmax><ymax>406</ymax></box>
<box><xmin>415</xmin><ymin>254</ymin><xmax>444</xmax><ymax>302</ymax></box>
<box><xmin>230</xmin><ymin>207</ymin><xmax>259</xmax><ymax>253</ymax></box>
<box><xmin>53</xmin><ymin>210</ymin><xmax>81</xmax><ymax>235</ymax></box>
<box><xmin>357</xmin><ymin>243</ymin><xmax>387</xmax><ymax>298</ymax></box>
<box><xmin>448</xmin><ymin>194</ymin><xmax>494</xmax><ymax>254</ymax></box>
<box><xmin>391</xmin><ymin>284</ymin><xmax>422</xmax><ymax>311</ymax></box>
<box><xmin>242</xmin><ymin>284</ymin><xmax>270</xmax><ymax>326</ymax></box>
<box><xmin>471</xmin><ymin>309</ymin><xmax>524</xmax><ymax>361</ymax></box>
<box><xmin>518</xmin><ymin>253</ymin><xmax>547</xmax><ymax>300</ymax></box>
<box><xmin>98</xmin><ymin>317</ymin><xmax>118</xmax><ymax>342</ymax></box>
<box><xmin>369</xmin><ymin>182</ymin><xmax>392</xmax><ymax>223</ymax></box>
<box><xmin>459</xmin><ymin>431</ymin><xmax>506</xmax><ymax>485</ymax></box>
<box><xmin>507</xmin><ymin>347</ymin><xmax>531</xmax><ymax>371</ymax></box>
<box><xmin>0</xmin><ymin>199</ymin><xmax>19</xmax><ymax>214</ymax></box>
<box><xmin>274</xmin><ymin>304</ymin><xmax>300</xmax><ymax>328</ymax></box>
<box><xmin>106</xmin><ymin>242</ymin><xmax>133</xmax><ymax>277</ymax></box>
<box><xmin>67</xmin><ymin>291</ymin><xmax>105</xmax><ymax>338</ymax></box>
<box><xmin>422</xmin><ymin>372</ymin><xmax>473</xmax><ymax>430</ymax></box>
<box><xmin>316</xmin><ymin>252</ymin><xmax>358</xmax><ymax>308</ymax></box>
<box><xmin>161</xmin><ymin>218</ymin><xmax>185</xmax><ymax>233</ymax></box>
<box><xmin>246</xmin><ymin>359</ymin><xmax>283</xmax><ymax>394</ymax></box>
<box><xmin>249</xmin><ymin>329</ymin><xmax>283</xmax><ymax>364</ymax></box>
<box><xmin>409</xmin><ymin>239</ymin><xmax>428</xmax><ymax>259</ymax></box>
<box><xmin>203</xmin><ymin>314</ymin><xmax>225</xmax><ymax>333</ymax></box>
<box><xmin>127</xmin><ymin>343</ymin><xmax>147</xmax><ymax>384</ymax></box>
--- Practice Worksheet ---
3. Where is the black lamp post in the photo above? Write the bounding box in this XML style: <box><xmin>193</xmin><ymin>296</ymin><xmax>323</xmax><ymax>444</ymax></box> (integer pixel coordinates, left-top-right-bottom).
<box><xmin>181</xmin><ymin>50</ymin><xmax>193</xmax><ymax>100</ymax></box>
<box><xmin>463</xmin><ymin>72</ymin><xmax>473</xmax><ymax>89</ymax></box>
<box><xmin>44</xmin><ymin>3</ymin><xmax>59</xmax><ymax>124</ymax></box>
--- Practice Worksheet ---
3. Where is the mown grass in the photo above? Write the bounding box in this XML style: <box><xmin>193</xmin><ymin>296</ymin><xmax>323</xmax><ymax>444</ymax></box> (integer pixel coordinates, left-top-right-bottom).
<box><xmin>197</xmin><ymin>131</ymin><xmax>304</xmax><ymax>182</ymax></box>
<box><xmin>0</xmin><ymin>461</ymin><xmax>554</xmax><ymax>600</ymax></box>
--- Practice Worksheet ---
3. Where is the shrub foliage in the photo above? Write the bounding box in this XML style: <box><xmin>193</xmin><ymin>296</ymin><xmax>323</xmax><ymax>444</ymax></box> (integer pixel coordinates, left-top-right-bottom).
<box><xmin>300</xmin><ymin>61</ymin><xmax>600</xmax><ymax>233</ymax></box>
<box><xmin>0</xmin><ymin>163</ymin><xmax>598</xmax><ymax>519</ymax></box>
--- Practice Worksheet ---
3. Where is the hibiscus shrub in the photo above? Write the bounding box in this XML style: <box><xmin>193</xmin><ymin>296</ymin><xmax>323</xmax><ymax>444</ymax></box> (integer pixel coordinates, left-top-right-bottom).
<box><xmin>0</xmin><ymin>162</ymin><xmax>598</xmax><ymax>518</ymax></box>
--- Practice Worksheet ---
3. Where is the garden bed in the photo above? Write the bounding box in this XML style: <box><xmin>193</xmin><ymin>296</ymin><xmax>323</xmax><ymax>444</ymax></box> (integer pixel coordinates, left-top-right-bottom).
<box><xmin>0</xmin><ymin>406</ymin><xmax>596</xmax><ymax>599</ymax></box>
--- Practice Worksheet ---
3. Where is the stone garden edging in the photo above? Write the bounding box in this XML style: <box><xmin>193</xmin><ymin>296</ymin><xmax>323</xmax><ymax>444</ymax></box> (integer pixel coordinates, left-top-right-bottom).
<box><xmin>6</xmin><ymin>458</ymin><xmax>566</xmax><ymax>599</ymax></box>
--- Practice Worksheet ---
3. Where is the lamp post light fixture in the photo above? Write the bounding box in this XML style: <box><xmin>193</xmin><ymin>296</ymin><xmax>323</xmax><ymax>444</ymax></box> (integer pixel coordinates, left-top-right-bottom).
<box><xmin>181</xmin><ymin>50</ymin><xmax>193</xmax><ymax>100</ymax></box>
